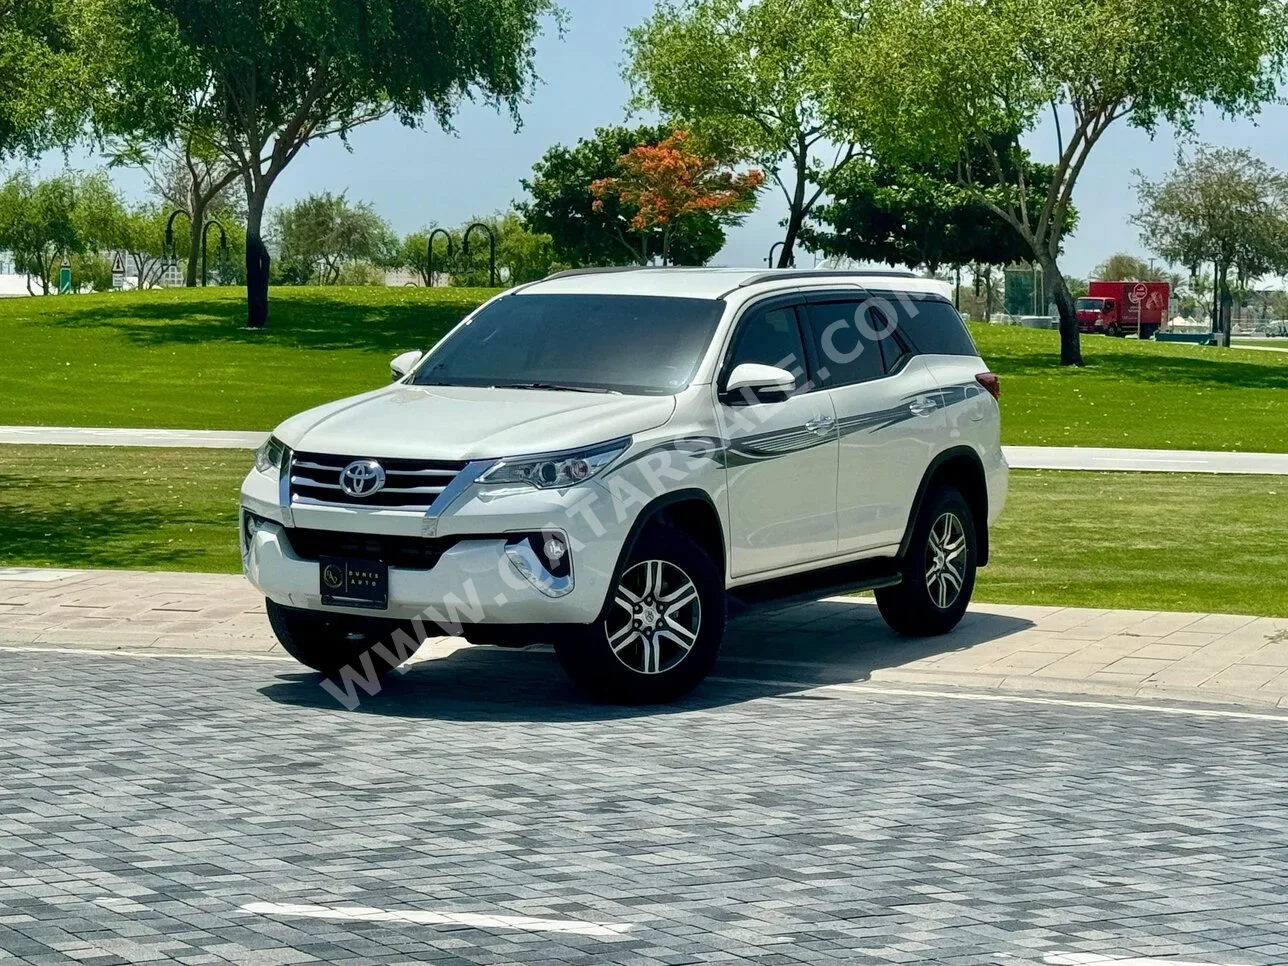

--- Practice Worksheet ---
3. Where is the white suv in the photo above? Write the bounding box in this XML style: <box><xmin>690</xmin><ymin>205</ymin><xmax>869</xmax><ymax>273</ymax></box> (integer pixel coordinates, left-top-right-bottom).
<box><xmin>241</xmin><ymin>268</ymin><xmax>1007</xmax><ymax>702</ymax></box>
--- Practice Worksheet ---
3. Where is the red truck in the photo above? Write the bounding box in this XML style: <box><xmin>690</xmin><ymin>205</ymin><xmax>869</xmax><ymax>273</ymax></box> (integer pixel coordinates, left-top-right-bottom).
<box><xmin>1076</xmin><ymin>280</ymin><xmax>1170</xmax><ymax>338</ymax></box>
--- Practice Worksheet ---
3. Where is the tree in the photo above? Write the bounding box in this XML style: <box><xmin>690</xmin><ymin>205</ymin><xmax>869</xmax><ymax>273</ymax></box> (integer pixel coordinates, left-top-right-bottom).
<box><xmin>626</xmin><ymin>0</ymin><xmax>866</xmax><ymax>268</ymax></box>
<box><xmin>1134</xmin><ymin>146</ymin><xmax>1288</xmax><ymax>345</ymax></box>
<box><xmin>518</xmin><ymin>124</ymin><xmax>730</xmax><ymax>268</ymax></box>
<box><xmin>590</xmin><ymin>130</ymin><xmax>764</xmax><ymax>266</ymax></box>
<box><xmin>1091</xmin><ymin>253</ymin><xmax>1166</xmax><ymax>282</ymax></box>
<box><xmin>114</xmin><ymin>203</ymin><xmax>185</xmax><ymax>289</ymax></box>
<box><xmin>0</xmin><ymin>1</ymin><xmax>88</xmax><ymax>159</ymax></box>
<box><xmin>802</xmin><ymin>146</ymin><xmax>1072</xmax><ymax>273</ymax></box>
<box><xmin>854</xmin><ymin>0</ymin><xmax>1288</xmax><ymax>365</ymax></box>
<box><xmin>0</xmin><ymin>170</ymin><xmax>124</xmax><ymax>294</ymax></box>
<box><xmin>400</xmin><ymin>215</ymin><xmax>559</xmax><ymax>287</ymax></box>
<box><xmin>110</xmin><ymin>137</ymin><xmax>244</xmax><ymax>288</ymax></box>
<box><xmin>272</xmin><ymin>192</ymin><xmax>397</xmax><ymax>285</ymax></box>
<box><xmin>121</xmin><ymin>0</ymin><xmax>558</xmax><ymax>326</ymax></box>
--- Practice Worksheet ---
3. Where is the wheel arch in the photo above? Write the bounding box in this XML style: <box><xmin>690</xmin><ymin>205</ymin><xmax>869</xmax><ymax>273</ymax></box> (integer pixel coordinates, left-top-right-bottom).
<box><xmin>899</xmin><ymin>446</ymin><xmax>990</xmax><ymax>566</ymax></box>
<box><xmin>597</xmin><ymin>489</ymin><xmax>727</xmax><ymax>618</ymax></box>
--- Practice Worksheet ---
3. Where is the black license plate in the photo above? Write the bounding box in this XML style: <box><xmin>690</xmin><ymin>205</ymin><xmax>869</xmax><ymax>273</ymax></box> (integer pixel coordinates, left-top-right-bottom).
<box><xmin>319</xmin><ymin>556</ymin><xmax>388</xmax><ymax>609</ymax></box>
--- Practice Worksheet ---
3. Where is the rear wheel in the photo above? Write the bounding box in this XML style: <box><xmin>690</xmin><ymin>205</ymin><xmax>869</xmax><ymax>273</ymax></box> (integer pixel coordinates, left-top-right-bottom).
<box><xmin>876</xmin><ymin>487</ymin><xmax>977</xmax><ymax>637</ymax></box>
<box><xmin>555</xmin><ymin>527</ymin><xmax>725</xmax><ymax>703</ymax></box>
<box><xmin>266</xmin><ymin>599</ymin><xmax>425</xmax><ymax>676</ymax></box>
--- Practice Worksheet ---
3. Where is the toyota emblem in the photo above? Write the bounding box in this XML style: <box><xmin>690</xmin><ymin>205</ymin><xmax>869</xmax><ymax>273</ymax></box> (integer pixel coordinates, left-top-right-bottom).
<box><xmin>339</xmin><ymin>459</ymin><xmax>386</xmax><ymax>498</ymax></box>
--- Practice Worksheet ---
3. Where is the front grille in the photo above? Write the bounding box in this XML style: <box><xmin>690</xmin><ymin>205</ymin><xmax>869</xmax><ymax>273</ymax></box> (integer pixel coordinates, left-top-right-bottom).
<box><xmin>289</xmin><ymin>451</ymin><xmax>469</xmax><ymax>511</ymax></box>
<box><xmin>282</xmin><ymin>528</ymin><xmax>459</xmax><ymax>570</ymax></box>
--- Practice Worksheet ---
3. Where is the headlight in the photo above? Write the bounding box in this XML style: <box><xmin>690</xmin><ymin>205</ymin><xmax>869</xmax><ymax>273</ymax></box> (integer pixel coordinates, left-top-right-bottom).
<box><xmin>254</xmin><ymin>436</ymin><xmax>289</xmax><ymax>474</ymax></box>
<box><xmin>478</xmin><ymin>438</ymin><xmax>631</xmax><ymax>489</ymax></box>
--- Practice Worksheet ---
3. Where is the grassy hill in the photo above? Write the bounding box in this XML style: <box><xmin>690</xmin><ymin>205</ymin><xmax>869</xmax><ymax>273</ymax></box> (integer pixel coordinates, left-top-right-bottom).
<box><xmin>1</xmin><ymin>285</ymin><xmax>1285</xmax><ymax>451</ymax></box>
<box><xmin>0</xmin><ymin>286</ymin><xmax>492</xmax><ymax>430</ymax></box>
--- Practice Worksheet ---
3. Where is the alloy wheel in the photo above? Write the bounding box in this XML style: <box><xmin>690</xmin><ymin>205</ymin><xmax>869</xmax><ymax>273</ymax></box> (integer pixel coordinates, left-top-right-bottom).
<box><xmin>605</xmin><ymin>559</ymin><xmax>702</xmax><ymax>675</ymax></box>
<box><xmin>925</xmin><ymin>511</ymin><xmax>968</xmax><ymax>610</ymax></box>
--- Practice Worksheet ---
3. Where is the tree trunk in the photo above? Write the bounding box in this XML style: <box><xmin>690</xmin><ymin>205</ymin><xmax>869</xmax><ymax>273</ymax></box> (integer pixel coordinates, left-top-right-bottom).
<box><xmin>245</xmin><ymin>190</ymin><xmax>271</xmax><ymax>329</ymax></box>
<box><xmin>777</xmin><ymin>154</ymin><xmax>809</xmax><ymax>268</ymax></box>
<box><xmin>184</xmin><ymin>182</ymin><xmax>203</xmax><ymax>287</ymax></box>
<box><xmin>1039</xmin><ymin>254</ymin><xmax>1084</xmax><ymax>366</ymax></box>
<box><xmin>1216</xmin><ymin>264</ymin><xmax>1233</xmax><ymax>347</ymax></box>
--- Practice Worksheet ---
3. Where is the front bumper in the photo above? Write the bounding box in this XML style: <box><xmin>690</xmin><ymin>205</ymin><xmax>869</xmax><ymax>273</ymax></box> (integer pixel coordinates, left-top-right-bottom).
<box><xmin>240</xmin><ymin>466</ymin><xmax>627</xmax><ymax>626</ymax></box>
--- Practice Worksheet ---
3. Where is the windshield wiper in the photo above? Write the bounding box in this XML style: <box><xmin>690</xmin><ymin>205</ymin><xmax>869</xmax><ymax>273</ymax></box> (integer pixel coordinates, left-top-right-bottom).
<box><xmin>494</xmin><ymin>382</ymin><xmax>620</xmax><ymax>395</ymax></box>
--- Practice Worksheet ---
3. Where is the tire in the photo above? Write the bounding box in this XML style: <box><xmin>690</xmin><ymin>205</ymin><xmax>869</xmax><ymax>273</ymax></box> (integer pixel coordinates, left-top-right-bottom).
<box><xmin>554</xmin><ymin>526</ymin><xmax>725</xmax><ymax>704</ymax></box>
<box><xmin>266</xmin><ymin>599</ymin><xmax>425</xmax><ymax>677</ymax></box>
<box><xmin>1105</xmin><ymin>323</ymin><xmax>1120</xmax><ymax>337</ymax></box>
<box><xmin>875</xmin><ymin>487</ymin><xmax>977</xmax><ymax>637</ymax></box>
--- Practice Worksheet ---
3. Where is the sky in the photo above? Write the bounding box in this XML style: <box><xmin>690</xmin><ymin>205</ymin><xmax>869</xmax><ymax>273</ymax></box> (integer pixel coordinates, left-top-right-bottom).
<box><xmin>37</xmin><ymin>0</ymin><xmax>1288</xmax><ymax>280</ymax></box>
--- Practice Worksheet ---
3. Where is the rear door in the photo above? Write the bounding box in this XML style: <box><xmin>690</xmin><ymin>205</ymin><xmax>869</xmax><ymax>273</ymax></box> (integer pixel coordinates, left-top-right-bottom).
<box><xmin>800</xmin><ymin>291</ymin><xmax>948</xmax><ymax>554</ymax></box>
<box><xmin>717</xmin><ymin>298</ymin><xmax>840</xmax><ymax>577</ymax></box>
<box><xmin>888</xmin><ymin>292</ymin><xmax>997</xmax><ymax>451</ymax></box>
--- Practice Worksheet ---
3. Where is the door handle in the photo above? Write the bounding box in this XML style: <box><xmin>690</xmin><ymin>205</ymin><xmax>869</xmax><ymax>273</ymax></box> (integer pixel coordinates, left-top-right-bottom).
<box><xmin>909</xmin><ymin>398</ymin><xmax>939</xmax><ymax>418</ymax></box>
<box><xmin>805</xmin><ymin>415</ymin><xmax>835</xmax><ymax>436</ymax></box>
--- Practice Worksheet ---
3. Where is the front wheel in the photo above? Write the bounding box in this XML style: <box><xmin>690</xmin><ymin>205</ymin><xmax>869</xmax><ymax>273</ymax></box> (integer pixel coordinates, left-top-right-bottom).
<box><xmin>876</xmin><ymin>487</ymin><xmax>977</xmax><ymax>637</ymax></box>
<box><xmin>555</xmin><ymin>527</ymin><xmax>725</xmax><ymax>703</ymax></box>
<box><xmin>266</xmin><ymin>599</ymin><xmax>425</xmax><ymax>677</ymax></box>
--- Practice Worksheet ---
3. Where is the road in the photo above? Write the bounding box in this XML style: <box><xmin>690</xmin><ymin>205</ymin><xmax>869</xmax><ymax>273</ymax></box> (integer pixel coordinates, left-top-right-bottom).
<box><xmin>1</xmin><ymin>645</ymin><xmax>1286</xmax><ymax>965</ymax></box>
<box><xmin>2</xmin><ymin>425</ymin><xmax>1288</xmax><ymax>474</ymax></box>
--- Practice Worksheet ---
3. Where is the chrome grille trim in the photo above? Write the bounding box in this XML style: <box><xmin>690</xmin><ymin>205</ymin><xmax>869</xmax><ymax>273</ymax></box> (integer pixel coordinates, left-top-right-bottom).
<box><xmin>289</xmin><ymin>451</ymin><xmax>469</xmax><ymax>511</ymax></box>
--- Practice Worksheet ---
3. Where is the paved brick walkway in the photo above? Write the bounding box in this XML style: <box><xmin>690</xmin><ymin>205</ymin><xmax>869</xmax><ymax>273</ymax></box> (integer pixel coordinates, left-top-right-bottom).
<box><xmin>1</xmin><ymin>646</ymin><xmax>1286</xmax><ymax>964</ymax></box>
<box><xmin>2</xmin><ymin>567</ymin><xmax>1286</xmax><ymax>710</ymax></box>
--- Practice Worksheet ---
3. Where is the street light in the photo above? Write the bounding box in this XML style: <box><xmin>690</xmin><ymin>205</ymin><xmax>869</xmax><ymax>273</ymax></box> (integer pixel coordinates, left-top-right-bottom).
<box><xmin>427</xmin><ymin>229</ymin><xmax>454</xmax><ymax>287</ymax></box>
<box><xmin>163</xmin><ymin>209</ymin><xmax>192</xmax><ymax>276</ymax></box>
<box><xmin>462</xmin><ymin>223</ymin><xmax>498</xmax><ymax>287</ymax></box>
<box><xmin>201</xmin><ymin>219</ymin><xmax>230</xmax><ymax>286</ymax></box>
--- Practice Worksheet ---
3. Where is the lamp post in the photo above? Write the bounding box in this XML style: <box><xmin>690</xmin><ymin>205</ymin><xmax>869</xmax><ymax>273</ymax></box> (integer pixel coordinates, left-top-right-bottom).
<box><xmin>426</xmin><ymin>228</ymin><xmax>454</xmax><ymax>287</ymax></box>
<box><xmin>462</xmin><ymin>223</ymin><xmax>498</xmax><ymax>287</ymax></box>
<box><xmin>201</xmin><ymin>219</ymin><xmax>229</xmax><ymax>287</ymax></box>
<box><xmin>767</xmin><ymin>242</ymin><xmax>796</xmax><ymax>269</ymax></box>
<box><xmin>163</xmin><ymin>209</ymin><xmax>192</xmax><ymax>282</ymax></box>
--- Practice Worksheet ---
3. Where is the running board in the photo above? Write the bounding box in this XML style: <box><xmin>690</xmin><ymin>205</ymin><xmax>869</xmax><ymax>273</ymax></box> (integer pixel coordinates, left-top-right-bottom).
<box><xmin>727</xmin><ymin>558</ymin><xmax>904</xmax><ymax>612</ymax></box>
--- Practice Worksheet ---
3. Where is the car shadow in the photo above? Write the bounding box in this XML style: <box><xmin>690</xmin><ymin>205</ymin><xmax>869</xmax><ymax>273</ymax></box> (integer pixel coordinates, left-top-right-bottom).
<box><xmin>257</xmin><ymin>597</ymin><xmax>1033</xmax><ymax>722</ymax></box>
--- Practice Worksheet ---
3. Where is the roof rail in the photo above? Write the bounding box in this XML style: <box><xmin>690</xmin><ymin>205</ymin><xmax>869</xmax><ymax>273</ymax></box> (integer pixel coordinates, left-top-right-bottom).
<box><xmin>543</xmin><ymin>266</ymin><xmax>654</xmax><ymax>281</ymax></box>
<box><xmin>734</xmin><ymin>269</ymin><xmax>918</xmax><ymax>289</ymax></box>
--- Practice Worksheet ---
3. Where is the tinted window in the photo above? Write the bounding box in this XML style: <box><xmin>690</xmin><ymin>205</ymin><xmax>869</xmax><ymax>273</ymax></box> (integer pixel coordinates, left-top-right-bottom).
<box><xmin>868</xmin><ymin>305</ymin><xmax>913</xmax><ymax>374</ymax></box>
<box><xmin>802</xmin><ymin>302</ymin><xmax>886</xmax><ymax>388</ymax></box>
<box><xmin>872</xmin><ymin>292</ymin><xmax>978</xmax><ymax>357</ymax></box>
<box><xmin>411</xmin><ymin>294</ymin><xmax>725</xmax><ymax>396</ymax></box>
<box><xmin>727</xmin><ymin>305</ymin><xmax>809</xmax><ymax>391</ymax></box>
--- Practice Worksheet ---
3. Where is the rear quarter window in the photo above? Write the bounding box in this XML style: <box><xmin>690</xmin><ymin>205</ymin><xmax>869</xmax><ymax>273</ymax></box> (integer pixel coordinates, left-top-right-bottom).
<box><xmin>871</xmin><ymin>291</ymin><xmax>978</xmax><ymax>357</ymax></box>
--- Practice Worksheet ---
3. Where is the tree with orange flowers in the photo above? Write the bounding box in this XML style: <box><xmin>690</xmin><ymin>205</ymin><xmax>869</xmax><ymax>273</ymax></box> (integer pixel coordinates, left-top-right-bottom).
<box><xmin>591</xmin><ymin>130</ymin><xmax>764</xmax><ymax>265</ymax></box>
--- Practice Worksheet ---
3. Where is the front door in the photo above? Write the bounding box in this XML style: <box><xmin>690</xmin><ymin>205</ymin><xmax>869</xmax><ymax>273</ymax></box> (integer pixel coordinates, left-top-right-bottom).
<box><xmin>717</xmin><ymin>302</ymin><xmax>839</xmax><ymax>578</ymax></box>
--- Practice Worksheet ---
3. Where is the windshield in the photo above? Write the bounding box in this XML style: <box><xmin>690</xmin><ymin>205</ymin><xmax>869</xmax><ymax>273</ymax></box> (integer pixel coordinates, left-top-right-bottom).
<box><xmin>411</xmin><ymin>293</ymin><xmax>726</xmax><ymax>395</ymax></box>
<box><xmin>1076</xmin><ymin>298</ymin><xmax>1106</xmax><ymax>312</ymax></box>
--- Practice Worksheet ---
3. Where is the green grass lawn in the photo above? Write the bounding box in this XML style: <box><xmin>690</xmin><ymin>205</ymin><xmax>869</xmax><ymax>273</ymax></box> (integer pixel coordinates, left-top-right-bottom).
<box><xmin>0</xmin><ymin>446</ymin><xmax>245</xmax><ymax>573</ymax></box>
<box><xmin>0</xmin><ymin>286</ymin><xmax>494</xmax><ymax>431</ymax></box>
<box><xmin>969</xmin><ymin>323</ymin><xmax>1288</xmax><ymax>451</ymax></box>
<box><xmin>3</xmin><ymin>446</ymin><xmax>1285</xmax><ymax>618</ymax></box>
<box><xmin>2</xmin><ymin>286</ymin><xmax>1287</xmax><ymax>451</ymax></box>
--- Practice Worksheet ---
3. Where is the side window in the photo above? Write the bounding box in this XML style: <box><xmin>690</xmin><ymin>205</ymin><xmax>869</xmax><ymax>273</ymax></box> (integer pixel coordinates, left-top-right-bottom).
<box><xmin>726</xmin><ymin>305</ymin><xmax>809</xmax><ymax>391</ymax></box>
<box><xmin>802</xmin><ymin>302</ymin><xmax>885</xmax><ymax>389</ymax></box>
<box><xmin>867</xmin><ymin>304</ymin><xmax>913</xmax><ymax>374</ymax></box>
<box><xmin>873</xmin><ymin>292</ymin><xmax>978</xmax><ymax>356</ymax></box>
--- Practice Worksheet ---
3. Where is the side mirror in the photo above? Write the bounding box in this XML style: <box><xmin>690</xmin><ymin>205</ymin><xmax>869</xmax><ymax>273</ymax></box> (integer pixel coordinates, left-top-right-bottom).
<box><xmin>390</xmin><ymin>350</ymin><xmax>423</xmax><ymax>381</ymax></box>
<box><xmin>721</xmin><ymin>363</ymin><xmax>797</xmax><ymax>405</ymax></box>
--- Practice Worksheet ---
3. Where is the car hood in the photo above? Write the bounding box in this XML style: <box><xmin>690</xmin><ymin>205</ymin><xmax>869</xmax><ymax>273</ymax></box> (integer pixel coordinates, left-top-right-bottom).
<box><xmin>274</xmin><ymin>384</ymin><xmax>678</xmax><ymax>461</ymax></box>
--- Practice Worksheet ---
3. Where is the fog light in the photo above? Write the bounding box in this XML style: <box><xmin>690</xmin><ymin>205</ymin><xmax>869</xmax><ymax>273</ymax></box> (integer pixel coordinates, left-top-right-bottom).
<box><xmin>244</xmin><ymin>511</ymin><xmax>267</xmax><ymax>541</ymax></box>
<box><xmin>544</xmin><ymin>536</ymin><xmax>568</xmax><ymax>561</ymax></box>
